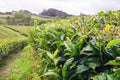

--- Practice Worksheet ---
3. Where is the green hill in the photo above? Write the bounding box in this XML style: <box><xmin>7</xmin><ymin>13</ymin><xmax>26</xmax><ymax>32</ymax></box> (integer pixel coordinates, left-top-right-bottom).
<box><xmin>0</xmin><ymin>13</ymin><xmax>50</xmax><ymax>25</ymax></box>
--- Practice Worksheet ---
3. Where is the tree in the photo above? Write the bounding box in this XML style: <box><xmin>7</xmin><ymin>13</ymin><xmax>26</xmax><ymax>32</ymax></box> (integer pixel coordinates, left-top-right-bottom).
<box><xmin>14</xmin><ymin>10</ymin><xmax>32</xmax><ymax>26</ymax></box>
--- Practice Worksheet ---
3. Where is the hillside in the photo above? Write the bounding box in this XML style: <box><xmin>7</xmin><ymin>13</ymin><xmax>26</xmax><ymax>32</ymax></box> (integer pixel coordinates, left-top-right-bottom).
<box><xmin>0</xmin><ymin>25</ymin><xmax>31</xmax><ymax>39</ymax></box>
<box><xmin>0</xmin><ymin>12</ymin><xmax>50</xmax><ymax>25</ymax></box>
<box><xmin>0</xmin><ymin>13</ymin><xmax>47</xmax><ymax>20</ymax></box>
<box><xmin>40</xmin><ymin>8</ymin><xmax>72</xmax><ymax>18</ymax></box>
<box><xmin>0</xmin><ymin>9</ymin><xmax>120</xmax><ymax>80</ymax></box>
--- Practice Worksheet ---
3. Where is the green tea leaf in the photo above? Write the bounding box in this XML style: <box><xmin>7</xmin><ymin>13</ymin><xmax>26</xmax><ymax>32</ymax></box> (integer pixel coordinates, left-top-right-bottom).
<box><xmin>76</xmin><ymin>65</ymin><xmax>89</xmax><ymax>73</ymax></box>
<box><xmin>62</xmin><ymin>58</ymin><xmax>74</xmax><ymax>79</ymax></box>
<box><xmin>106</xmin><ymin>39</ymin><xmax>120</xmax><ymax>48</ymax></box>
<box><xmin>40</xmin><ymin>71</ymin><xmax>61</xmax><ymax>78</ymax></box>
<box><xmin>93</xmin><ymin>23</ymin><xmax>99</xmax><ymax>28</ymax></box>
<box><xmin>52</xmin><ymin>49</ymin><xmax>59</xmax><ymax>59</ymax></box>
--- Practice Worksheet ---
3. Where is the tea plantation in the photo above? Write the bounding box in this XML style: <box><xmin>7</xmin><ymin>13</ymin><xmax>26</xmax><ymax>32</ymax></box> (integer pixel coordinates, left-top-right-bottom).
<box><xmin>0</xmin><ymin>10</ymin><xmax>120</xmax><ymax>80</ymax></box>
<box><xmin>29</xmin><ymin>10</ymin><xmax>120</xmax><ymax>80</ymax></box>
<box><xmin>0</xmin><ymin>25</ymin><xmax>30</xmax><ymax>65</ymax></box>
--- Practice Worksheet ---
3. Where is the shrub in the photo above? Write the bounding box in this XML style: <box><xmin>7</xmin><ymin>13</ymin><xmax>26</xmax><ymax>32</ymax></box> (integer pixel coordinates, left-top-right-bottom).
<box><xmin>0</xmin><ymin>39</ymin><xmax>27</xmax><ymax>65</ymax></box>
<box><xmin>29</xmin><ymin>11</ymin><xmax>120</xmax><ymax>80</ymax></box>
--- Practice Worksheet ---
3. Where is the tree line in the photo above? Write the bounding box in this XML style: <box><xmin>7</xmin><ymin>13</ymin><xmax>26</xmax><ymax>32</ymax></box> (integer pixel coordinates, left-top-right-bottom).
<box><xmin>7</xmin><ymin>10</ymin><xmax>33</xmax><ymax>26</ymax></box>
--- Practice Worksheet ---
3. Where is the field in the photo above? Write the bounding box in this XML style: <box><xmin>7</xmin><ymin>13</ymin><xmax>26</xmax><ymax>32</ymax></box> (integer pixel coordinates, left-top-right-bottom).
<box><xmin>0</xmin><ymin>11</ymin><xmax>50</xmax><ymax>79</ymax></box>
<box><xmin>0</xmin><ymin>26</ymin><xmax>24</xmax><ymax>39</ymax></box>
<box><xmin>0</xmin><ymin>23</ymin><xmax>34</xmax><ymax>80</ymax></box>
<box><xmin>0</xmin><ymin>25</ymin><xmax>31</xmax><ymax>64</ymax></box>
<box><xmin>0</xmin><ymin>10</ymin><xmax>120</xmax><ymax>80</ymax></box>
<box><xmin>0</xmin><ymin>14</ymin><xmax>45</xmax><ymax>20</ymax></box>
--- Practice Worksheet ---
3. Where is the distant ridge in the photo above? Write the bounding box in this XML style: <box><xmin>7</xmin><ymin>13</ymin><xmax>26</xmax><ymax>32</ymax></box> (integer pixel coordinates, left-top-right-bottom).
<box><xmin>40</xmin><ymin>8</ymin><xmax>72</xmax><ymax>18</ymax></box>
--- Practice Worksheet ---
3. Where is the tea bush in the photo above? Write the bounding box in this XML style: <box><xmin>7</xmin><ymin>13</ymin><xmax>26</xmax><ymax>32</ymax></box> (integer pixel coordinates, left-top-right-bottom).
<box><xmin>0</xmin><ymin>39</ymin><xmax>27</xmax><ymax>65</ymax></box>
<box><xmin>29</xmin><ymin>11</ymin><xmax>120</xmax><ymax>80</ymax></box>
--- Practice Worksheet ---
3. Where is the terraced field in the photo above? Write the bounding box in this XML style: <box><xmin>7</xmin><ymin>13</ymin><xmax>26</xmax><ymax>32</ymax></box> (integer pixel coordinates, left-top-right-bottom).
<box><xmin>0</xmin><ymin>24</ymin><xmax>33</xmax><ymax>80</ymax></box>
<box><xmin>0</xmin><ymin>25</ymin><xmax>31</xmax><ymax>65</ymax></box>
<box><xmin>0</xmin><ymin>25</ymin><xmax>31</xmax><ymax>39</ymax></box>
<box><xmin>0</xmin><ymin>26</ymin><xmax>24</xmax><ymax>39</ymax></box>
<box><xmin>3</xmin><ymin>25</ymin><xmax>31</xmax><ymax>37</ymax></box>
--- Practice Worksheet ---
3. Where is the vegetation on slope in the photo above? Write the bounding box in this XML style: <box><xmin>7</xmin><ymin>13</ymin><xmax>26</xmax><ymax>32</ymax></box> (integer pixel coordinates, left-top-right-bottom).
<box><xmin>0</xmin><ymin>45</ymin><xmax>33</xmax><ymax>80</ymax></box>
<box><xmin>40</xmin><ymin>8</ymin><xmax>72</xmax><ymax>18</ymax></box>
<box><xmin>0</xmin><ymin>25</ymin><xmax>32</xmax><ymax>39</ymax></box>
<box><xmin>3</xmin><ymin>25</ymin><xmax>31</xmax><ymax>37</ymax></box>
<box><xmin>29</xmin><ymin>10</ymin><xmax>120</xmax><ymax>80</ymax></box>
<box><xmin>0</xmin><ymin>10</ymin><xmax>52</xmax><ymax>26</ymax></box>
<box><xmin>0</xmin><ymin>11</ymin><xmax>36</xmax><ymax>79</ymax></box>
<box><xmin>0</xmin><ymin>26</ymin><xmax>25</xmax><ymax>39</ymax></box>
<box><xmin>0</xmin><ymin>25</ymin><xmax>30</xmax><ymax>66</ymax></box>
<box><xmin>0</xmin><ymin>39</ymin><xmax>27</xmax><ymax>65</ymax></box>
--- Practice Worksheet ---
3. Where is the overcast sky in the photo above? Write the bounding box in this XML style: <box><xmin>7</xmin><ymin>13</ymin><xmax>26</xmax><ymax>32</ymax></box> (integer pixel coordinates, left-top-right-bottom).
<box><xmin>0</xmin><ymin>0</ymin><xmax>120</xmax><ymax>15</ymax></box>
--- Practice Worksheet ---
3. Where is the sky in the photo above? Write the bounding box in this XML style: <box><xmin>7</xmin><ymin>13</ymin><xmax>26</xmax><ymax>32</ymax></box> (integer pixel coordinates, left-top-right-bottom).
<box><xmin>0</xmin><ymin>0</ymin><xmax>120</xmax><ymax>15</ymax></box>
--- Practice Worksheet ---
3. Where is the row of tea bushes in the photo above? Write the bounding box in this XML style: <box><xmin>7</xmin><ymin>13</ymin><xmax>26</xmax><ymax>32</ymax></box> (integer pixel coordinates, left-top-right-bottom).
<box><xmin>0</xmin><ymin>39</ymin><xmax>27</xmax><ymax>65</ymax></box>
<box><xmin>30</xmin><ymin>22</ymin><xmax>120</xmax><ymax>80</ymax></box>
<box><xmin>29</xmin><ymin>10</ymin><xmax>120</xmax><ymax>80</ymax></box>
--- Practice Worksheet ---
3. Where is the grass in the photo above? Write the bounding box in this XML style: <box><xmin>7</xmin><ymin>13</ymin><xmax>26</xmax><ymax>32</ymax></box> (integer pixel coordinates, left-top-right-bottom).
<box><xmin>31</xmin><ymin>15</ymin><xmax>47</xmax><ymax>20</ymax></box>
<box><xmin>0</xmin><ymin>14</ymin><xmax>13</xmax><ymax>18</ymax></box>
<box><xmin>3</xmin><ymin>25</ymin><xmax>32</xmax><ymax>36</ymax></box>
<box><xmin>9</xmin><ymin>47</ymin><xmax>32</xmax><ymax>80</ymax></box>
<box><xmin>0</xmin><ymin>14</ymin><xmax>47</xmax><ymax>20</ymax></box>
<box><xmin>0</xmin><ymin>25</ymin><xmax>32</xmax><ymax>39</ymax></box>
<box><xmin>0</xmin><ymin>23</ymin><xmax>34</xmax><ymax>80</ymax></box>
<box><xmin>0</xmin><ymin>25</ymin><xmax>26</xmax><ymax>39</ymax></box>
<box><xmin>0</xmin><ymin>45</ymin><xmax>33</xmax><ymax>80</ymax></box>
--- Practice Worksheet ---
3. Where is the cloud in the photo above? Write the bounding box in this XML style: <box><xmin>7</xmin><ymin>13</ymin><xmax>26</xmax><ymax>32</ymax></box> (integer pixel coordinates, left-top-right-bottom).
<box><xmin>0</xmin><ymin>0</ymin><xmax>120</xmax><ymax>15</ymax></box>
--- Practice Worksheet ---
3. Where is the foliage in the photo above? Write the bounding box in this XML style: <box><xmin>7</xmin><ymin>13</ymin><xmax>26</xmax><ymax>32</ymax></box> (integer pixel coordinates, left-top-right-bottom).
<box><xmin>0</xmin><ymin>12</ymin><xmax>50</xmax><ymax>26</ymax></box>
<box><xmin>0</xmin><ymin>19</ymin><xmax>7</xmax><ymax>25</ymax></box>
<box><xmin>0</xmin><ymin>25</ymin><xmax>30</xmax><ymax>39</ymax></box>
<box><xmin>0</xmin><ymin>39</ymin><xmax>27</xmax><ymax>65</ymax></box>
<box><xmin>0</xmin><ymin>45</ymin><xmax>33</xmax><ymax>80</ymax></box>
<box><xmin>3</xmin><ymin>25</ymin><xmax>31</xmax><ymax>37</ymax></box>
<box><xmin>29</xmin><ymin>10</ymin><xmax>120</xmax><ymax>80</ymax></box>
<box><xmin>13</xmin><ymin>10</ymin><xmax>32</xmax><ymax>26</ymax></box>
<box><xmin>98</xmin><ymin>10</ymin><xmax>120</xmax><ymax>26</ymax></box>
<box><xmin>8</xmin><ymin>45</ymin><xmax>33</xmax><ymax>80</ymax></box>
<box><xmin>40</xmin><ymin>8</ymin><xmax>71</xmax><ymax>18</ymax></box>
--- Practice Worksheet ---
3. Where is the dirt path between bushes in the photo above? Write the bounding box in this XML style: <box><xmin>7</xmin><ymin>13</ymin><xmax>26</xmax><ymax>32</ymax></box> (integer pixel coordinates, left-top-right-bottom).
<box><xmin>0</xmin><ymin>51</ymin><xmax>24</xmax><ymax>79</ymax></box>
